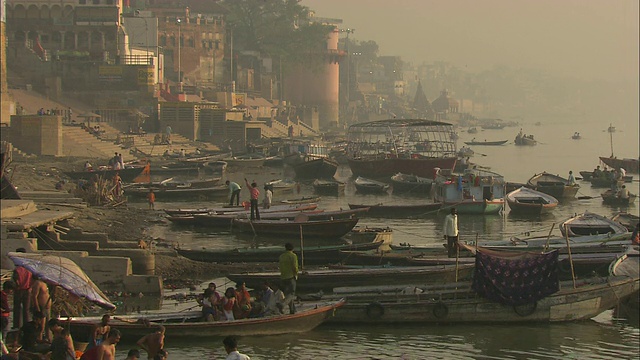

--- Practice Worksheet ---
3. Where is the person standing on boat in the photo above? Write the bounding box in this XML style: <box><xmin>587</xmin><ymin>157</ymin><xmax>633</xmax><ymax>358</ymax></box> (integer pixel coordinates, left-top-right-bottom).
<box><xmin>279</xmin><ymin>243</ymin><xmax>299</xmax><ymax>314</ymax></box>
<box><xmin>245</xmin><ymin>178</ymin><xmax>261</xmax><ymax>220</ymax></box>
<box><xmin>443</xmin><ymin>208</ymin><xmax>459</xmax><ymax>258</ymax></box>
<box><xmin>263</xmin><ymin>184</ymin><xmax>273</xmax><ymax>209</ymax></box>
<box><xmin>226</xmin><ymin>180</ymin><xmax>242</xmax><ymax>206</ymax></box>
<box><xmin>567</xmin><ymin>171</ymin><xmax>576</xmax><ymax>186</ymax></box>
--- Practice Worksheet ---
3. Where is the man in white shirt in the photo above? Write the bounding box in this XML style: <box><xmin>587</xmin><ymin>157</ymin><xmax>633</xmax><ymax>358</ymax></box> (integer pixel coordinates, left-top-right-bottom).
<box><xmin>443</xmin><ymin>207</ymin><xmax>459</xmax><ymax>258</ymax></box>
<box><xmin>223</xmin><ymin>336</ymin><xmax>250</xmax><ymax>360</ymax></box>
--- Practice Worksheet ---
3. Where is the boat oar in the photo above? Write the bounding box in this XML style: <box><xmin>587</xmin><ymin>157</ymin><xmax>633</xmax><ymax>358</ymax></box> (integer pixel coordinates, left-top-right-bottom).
<box><xmin>563</xmin><ymin>225</ymin><xmax>577</xmax><ymax>289</ymax></box>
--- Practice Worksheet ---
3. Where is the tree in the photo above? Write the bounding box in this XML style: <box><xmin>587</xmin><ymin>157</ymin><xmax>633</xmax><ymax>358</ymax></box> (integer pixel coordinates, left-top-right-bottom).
<box><xmin>221</xmin><ymin>0</ymin><xmax>333</xmax><ymax>76</ymax></box>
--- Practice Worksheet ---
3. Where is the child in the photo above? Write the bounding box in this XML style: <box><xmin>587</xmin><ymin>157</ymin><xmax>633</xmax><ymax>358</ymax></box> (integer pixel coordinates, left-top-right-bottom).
<box><xmin>147</xmin><ymin>189</ymin><xmax>155</xmax><ymax>210</ymax></box>
<box><xmin>222</xmin><ymin>288</ymin><xmax>236</xmax><ymax>321</ymax></box>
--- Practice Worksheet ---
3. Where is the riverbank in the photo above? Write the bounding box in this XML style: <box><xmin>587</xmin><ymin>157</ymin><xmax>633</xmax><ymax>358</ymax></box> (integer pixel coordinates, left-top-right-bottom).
<box><xmin>4</xmin><ymin>156</ymin><xmax>277</xmax><ymax>288</ymax></box>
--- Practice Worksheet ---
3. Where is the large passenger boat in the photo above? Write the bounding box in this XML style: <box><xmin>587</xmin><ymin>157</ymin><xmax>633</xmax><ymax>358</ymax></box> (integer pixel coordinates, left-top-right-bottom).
<box><xmin>346</xmin><ymin>119</ymin><xmax>458</xmax><ymax>179</ymax></box>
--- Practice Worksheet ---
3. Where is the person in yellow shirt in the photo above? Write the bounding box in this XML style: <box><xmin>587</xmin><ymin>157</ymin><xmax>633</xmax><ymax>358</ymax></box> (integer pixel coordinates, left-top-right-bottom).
<box><xmin>278</xmin><ymin>243</ymin><xmax>299</xmax><ymax>314</ymax></box>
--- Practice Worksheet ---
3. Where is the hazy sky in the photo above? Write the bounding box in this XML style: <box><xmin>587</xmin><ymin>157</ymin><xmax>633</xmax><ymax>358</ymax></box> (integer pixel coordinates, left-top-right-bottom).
<box><xmin>302</xmin><ymin>0</ymin><xmax>639</xmax><ymax>82</ymax></box>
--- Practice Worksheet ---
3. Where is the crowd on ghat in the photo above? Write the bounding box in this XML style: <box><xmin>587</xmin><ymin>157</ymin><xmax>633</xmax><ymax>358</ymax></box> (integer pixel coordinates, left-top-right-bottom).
<box><xmin>0</xmin><ymin>242</ymin><xmax>299</xmax><ymax>359</ymax></box>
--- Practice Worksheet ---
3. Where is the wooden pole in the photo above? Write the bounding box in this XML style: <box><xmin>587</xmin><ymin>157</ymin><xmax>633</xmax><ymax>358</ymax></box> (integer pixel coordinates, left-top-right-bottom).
<box><xmin>544</xmin><ymin>223</ymin><xmax>556</xmax><ymax>252</ymax></box>
<box><xmin>299</xmin><ymin>224</ymin><xmax>305</xmax><ymax>269</ymax></box>
<box><xmin>563</xmin><ymin>225</ymin><xmax>577</xmax><ymax>289</ymax></box>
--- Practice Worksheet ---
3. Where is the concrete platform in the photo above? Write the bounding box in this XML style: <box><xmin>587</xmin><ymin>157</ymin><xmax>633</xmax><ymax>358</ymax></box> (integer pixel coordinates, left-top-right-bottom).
<box><xmin>0</xmin><ymin>199</ymin><xmax>37</xmax><ymax>218</ymax></box>
<box><xmin>1</xmin><ymin>209</ymin><xmax>74</xmax><ymax>231</ymax></box>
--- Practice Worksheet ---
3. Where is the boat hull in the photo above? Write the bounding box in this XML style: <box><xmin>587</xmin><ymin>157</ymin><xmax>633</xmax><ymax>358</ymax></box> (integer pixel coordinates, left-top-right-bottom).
<box><xmin>326</xmin><ymin>276</ymin><xmax>639</xmax><ymax>323</ymax></box>
<box><xmin>348</xmin><ymin>203</ymin><xmax>441</xmax><ymax>217</ymax></box>
<box><xmin>442</xmin><ymin>200</ymin><xmax>504</xmax><ymax>214</ymax></box>
<box><xmin>599</xmin><ymin>156</ymin><xmax>639</xmax><ymax>174</ymax></box>
<box><xmin>177</xmin><ymin>241</ymin><xmax>384</xmax><ymax>265</ymax></box>
<box><xmin>233</xmin><ymin>218</ymin><xmax>360</xmax><ymax>239</ymax></box>
<box><xmin>348</xmin><ymin>157</ymin><xmax>457</xmax><ymax>179</ymax></box>
<box><xmin>64</xmin><ymin>166</ymin><xmax>145</xmax><ymax>183</ymax></box>
<box><xmin>228</xmin><ymin>264</ymin><xmax>475</xmax><ymax>292</ymax></box>
<box><xmin>69</xmin><ymin>300</ymin><xmax>344</xmax><ymax>338</ymax></box>
<box><xmin>292</xmin><ymin>158</ymin><xmax>338</xmax><ymax>179</ymax></box>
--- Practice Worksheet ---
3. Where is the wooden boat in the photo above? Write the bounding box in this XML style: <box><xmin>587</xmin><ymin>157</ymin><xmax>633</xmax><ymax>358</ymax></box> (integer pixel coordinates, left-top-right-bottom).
<box><xmin>263</xmin><ymin>156</ymin><xmax>284</xmax><ymax>167</ymax></box>
<box><xmin>151</xmin><ymin>161</ymin><xmax>209</xmax><ymax>176</ymax></box>
<box><xmin>599</xmin><ymin>156</ymin><xmax>639</xmax><ymax>174</ymax></box>
<box><xmin>514</xmin><ymin>134</ymin><xmax>537</xmax><ymax>146</ymax></box>
<box><xmin>467</xmin><ymin>127</ymin><xmax>478</xmax><ymax>134</ymax></box>
<box><xmin>68</xmin><ymin>299</ymin><xmax>345</xmax><ymax>338</ymax></box>
<box><xmin>601</xmin><ymin>189</ymin><xmax>637</xmax><ymax>206</ymax></box>
<box><xmin>611</xmin><ymin>212</ymin><xmax>640</xmax><ymax>231</ymax></box>
<box><xmin>265</xmin><ymin>179</ymin><xmax>297</xmax><ymax>195</ymax></box>
<box><xmin>506</xmin><ymin>187</ymin><xmax>558</xmax><ymax>215</ymax></box>
<box><xmin>344</xmin><ymin>226</ymin><xmax>393</xmax><ymax>245</ymax></box>
<box><xmin>560</xmin><ymin>211</ymin><xmax>629</xmax><ymax>237</ymax></box>
<box><xmin>326</xmin><ymin>273</ymin><xmax>639</xmax><ymax>324</ymax></box>
<box><xmin>232</xmin><ymin>217</ymin><xmax>360</xmax><ymax>239</ymax></box>
<box><xmin>432</xmin><ymin>169</ymin><xmax>505</xmax><ymax>214</ymax></box>
<box><xmin>475</xmin><ymin>232</ymin><xmax>633</xmax><ymax>253</ymax></box>
<box><xmin>463</xmin><ymin>140</ymin><xmax>508</xmax><ymax>146</ymax></box>
<box><xmin>346</xmin><ymin>119</ymin><xmax>458</xmax><ymax>179</ymax></box>
<box><xmin>176</xmin><ymin>240</ymin><xmax>385</xmax><ymax>265</ymax></box>
<box><xmin>571</xmin><ymin>132</ymin><xmax>581</xmax><ymax>140</ymax></box>
<box><xmin>607</xmin><ymin>124</ymin><xmax>616</xmax><ymax>133</ymax></box>
<box><xmin>228</xmin><ymin>263</ymin><xmax>475</xmax><ymax>292</ymax></box>
<box><xmin>63</xmin><ymin>165</ymin><xmax>145</xmax><ymax>183</ymax></box>
<box><xmin>125</xmin><ymin>184</ymin><xmax>228</xmax><ymax>201</ymax></box>
<box><xmin>526</xmin><ymin>172</ymin><xmax>579</xmax><ymax>199</ymax></box>
<box><xmin>164</xmin><ymin>203</ymin><xmax>318</xmax><ymax>216</ymax></box>
<box><xmin>610</xmin><ymin>248</ymin><xmax>639</xmax><ymax>311</ymax></box>
<box><xmin>223</xmin><ymin>155</ymin><xmax>265</xmax><ymax>167</ymax></box>
<box><xmin>203</xmin><ymin>160</ymin><xmax>228</xmax><ymax>174</ymax></box>
<box><xmin>354</xmin><ymin>176</ymin><xmax>390</xmax><ymax>194</ymax></box>
<box><xmin>480</xmin><ymin>122</ymin><xmax>505</xmax><ymax>130</ymax></box>
<box><xmin>312</xmin><ymin>179</ymin><xmax>345</xmax><ymax>196</ymax></box>
<box><xmin>457</xmin><ymin>146</ymin><xmax>474</xmax><ymax>158</ymax></box>
<box><xmin>280</xmin><ymin>196</ymin><xmax>322</xmax><ymax>204</ymax></box>
<box><xmin>291</xmin><ymin>157</ymin><xmax>338</xmax><ymax>179</ymax></box>
<box><xmin>192</xmin><ymin>208</ymin><xmax>368</xmax><ymax>228</ymax></box>
<box><xmin>390</xmin><ymin>172</ymin><xmax>433</xmax><ymax>194</ymax></box>
<box><xmin>348</xmin><ymin>202</ymin><xmax>441</xmax><ymax>218</ymax></box>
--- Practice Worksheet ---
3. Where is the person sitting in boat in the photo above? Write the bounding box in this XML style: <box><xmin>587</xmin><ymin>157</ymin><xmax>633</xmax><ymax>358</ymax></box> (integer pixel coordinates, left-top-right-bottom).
<box><xmin>197</xmin><ymin>283</ymin><xmax>222</xmax><ymax>322</ymax></box>
<box><xmin>84</xmin><ymin>161</ymin><xmax>93</xmax><ymax>171</ymax></box>
<box><xmin>221</xmin><ymin>288</ymin><xmax>237</xmax><ymax>321</ymax></box>
<box><xmin>233</xmin><ymin>282</ymin><xmax>252</xmax><ymax>320</ymax></box>
<box><xmin>252</xmin><ymin>281</ymin><xmax>279</xmax><ymax>317</ymax></box>
<box><xmin>592</xmin><ymin>166</ymin><xmax>602</xmax><ymax>179</ymax></box>
<box><xmin>617</xmin><ymin>185</ymin><xmax>630</xmax><ymax>199</ymax></box>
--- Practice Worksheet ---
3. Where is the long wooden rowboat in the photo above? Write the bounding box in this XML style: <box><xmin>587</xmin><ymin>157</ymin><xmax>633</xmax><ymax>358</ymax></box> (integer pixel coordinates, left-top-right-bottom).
<box><xmin>325</xmin><ymin>275</ymin><xmax>638</xmax><ymax>324</ymax></box>
<box><xmin>189</xmin><ymin>208</ymin><xmax>368</xmax><ymax>228</ymax></box>
<box><xmin>463</xmin><ymin>140</ymin><xmax>508</xmax><ymax>146</ymax></box>
<box><xmin>63</xmin><ymin>166</ymin><xmax>145</xmax><ymax>183</ymax></box>
<box><xmin>506</xmin><ymin>187</ymin><xmax>558</xmax><ymax>215</ymax></box>
<box><xmin>227</xmin><ymin>264</ymin><xmax>475</xmax><ymax>292</ymax></box>
<box><xmin>348</xmin><ymin>203</ymin><xmax>441</xmax><ymax>217</ymax></box>
<box><xmin>164</xmin><ymin>203</ymin><xmax>318</xmax><ymax>216</ymax></box>
<box><xmin>232</xmin><ymin>217</ymin><xmax>360</xmax><ymax>239</ymax></box>
<box><xmin>176</xmin><ymin>240</ymin><xmax>384</xmax><ymax>265</ymax></box>
<box><xmin>527</xmin><ymin>172</ymin><xmax>579</xmax><ymax>199</ymax></box>
<box><xmin>68</xmin><ymin>299</ymin><xmax>345</xmax><ymax>338</ymax></box>
<box><xmin>560</xmin><ymin>211</ymin><xmax>629</xmax><ymax>237</ymax></box>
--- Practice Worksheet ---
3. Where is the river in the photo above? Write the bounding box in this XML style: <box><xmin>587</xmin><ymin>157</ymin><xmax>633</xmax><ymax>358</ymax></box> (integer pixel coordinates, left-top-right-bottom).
<box><xmin>118</xmin><ymin>115</ymin><xmax>639</xmax><ymax>359</ymax></box>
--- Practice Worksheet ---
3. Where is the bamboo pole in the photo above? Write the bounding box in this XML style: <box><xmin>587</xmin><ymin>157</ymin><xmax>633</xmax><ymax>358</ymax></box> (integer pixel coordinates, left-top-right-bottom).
<box><xmin>563</xmin><ymin>225</ymin><xmax>577</xmax><ymax>289</ymax></box>
<box><xmin>544</xmin><ymin>223</ymin><xmax>556</xmax><ymax>252</ymax></box>
<box><xmin>299</xmin><ymin>224</ymin><xmax>305</xmax><ymax>270</ymax></box>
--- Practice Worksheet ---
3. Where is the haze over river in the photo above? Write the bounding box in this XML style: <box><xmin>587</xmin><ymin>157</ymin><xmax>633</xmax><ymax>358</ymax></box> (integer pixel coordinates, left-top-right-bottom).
<box><xmin>122</xmin><ymin>115</ymin><xmax>639</xmax><ymax>359</ymax></box>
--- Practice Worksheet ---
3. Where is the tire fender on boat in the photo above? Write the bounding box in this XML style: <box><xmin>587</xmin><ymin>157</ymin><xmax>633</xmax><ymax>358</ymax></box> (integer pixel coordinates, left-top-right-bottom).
<box><xmin>432</xmin><ymin>302</ymin><xmax>448</xmax><ymax>319</ymax></box>
<box><xmin>513</xmin><ymin>301</ymin><xmax>537</xmax><ymax>317</ymax></box>
<box><xmin>365</xmin><ymin>301</ymin><xmax>385</xmax><ymax>319</ymax></box>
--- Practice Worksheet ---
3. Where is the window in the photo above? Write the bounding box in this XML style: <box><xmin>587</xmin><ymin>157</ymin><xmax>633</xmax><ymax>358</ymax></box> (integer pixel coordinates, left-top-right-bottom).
<box><xmin>92</xmin><ymin>0</ymin><xmax>100</xmax><ymax>4</ymax></box>
<box><xmin>79</xmin><ymin>0</ymin><xmax>86</xmax><ymax>4</ymax></box>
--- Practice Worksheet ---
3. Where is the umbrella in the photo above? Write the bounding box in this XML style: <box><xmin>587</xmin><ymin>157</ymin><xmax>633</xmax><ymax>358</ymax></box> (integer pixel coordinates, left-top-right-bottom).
<box><xmin>8</xmin><ymin>252</ymin><xmax>116</xmax><ymax>310</ymax></box>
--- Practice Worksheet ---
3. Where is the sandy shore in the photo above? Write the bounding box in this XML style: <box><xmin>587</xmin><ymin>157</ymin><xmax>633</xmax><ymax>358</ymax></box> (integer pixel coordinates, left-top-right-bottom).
<box><xmin>5</xmin><ymin>156</ymin><xmax>277</xmax><ymax>288</ymax></box>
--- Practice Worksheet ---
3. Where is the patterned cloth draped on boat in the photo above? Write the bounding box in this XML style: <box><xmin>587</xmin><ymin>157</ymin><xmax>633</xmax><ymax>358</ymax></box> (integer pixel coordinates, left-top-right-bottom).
<box><xmin>471</xmin><ymin>248</ymin><xmax>559</xmax><ymax>306</ymax></box>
